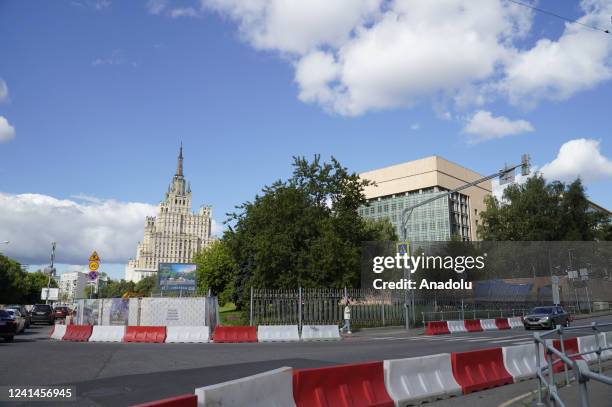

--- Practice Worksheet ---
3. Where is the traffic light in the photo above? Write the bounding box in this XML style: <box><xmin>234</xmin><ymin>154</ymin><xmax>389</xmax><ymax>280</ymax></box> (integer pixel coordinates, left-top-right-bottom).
<box><xmin>521</xmin><ymin>154</ymin><xmax>530</xmax><ymax>176</ymax></box>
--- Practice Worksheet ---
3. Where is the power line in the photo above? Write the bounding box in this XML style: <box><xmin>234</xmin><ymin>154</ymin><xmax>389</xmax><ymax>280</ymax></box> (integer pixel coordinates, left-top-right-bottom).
<box><xmin>506</xmin><ymin>0</ymin><xmax>610</xmax><ymax>35</ymax></box>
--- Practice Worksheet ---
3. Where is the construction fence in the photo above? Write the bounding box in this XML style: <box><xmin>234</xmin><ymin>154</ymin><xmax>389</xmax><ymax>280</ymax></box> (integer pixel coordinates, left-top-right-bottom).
<box><xmin>74</xmin><ymin>296</ymin><xmax>219</xmax><ymax>328</ymax></box>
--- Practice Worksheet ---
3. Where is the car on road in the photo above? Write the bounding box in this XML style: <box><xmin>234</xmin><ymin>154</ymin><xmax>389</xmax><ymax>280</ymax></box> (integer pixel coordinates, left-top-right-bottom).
<box><xmin>53</xmin><ymin>306</ymin><xmax>70</xmax><ymax>321</ymax></box>
<box><xmin>6</xmin><ymin>305</ymin><xmax>31</xmax><ymax>328</ymax></box>
<box><xmin>5</xmin><ymin>309</ymin><xmax>26</xmax><ymax>333</ymax></box>
<box><xmin>30</xmin><ymin>304</ymin><xmax>55</xmax><ymax>325</ymax></box>
<box><xmin>0</xmin><ymin>309</ymin><xmax>17</xmax><ymax>342</ymax></box>
<box><xmin>524</xmin><ymin>305</ymin><xmax>570</xmax><ymax>330</ymax></box>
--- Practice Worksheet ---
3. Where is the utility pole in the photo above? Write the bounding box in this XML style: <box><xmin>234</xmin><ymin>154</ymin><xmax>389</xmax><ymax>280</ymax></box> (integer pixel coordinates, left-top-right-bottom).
<box><xmin>46</xmin><ymin>242</ymin><xmax>56</xmax><ymax>305</ymax></box>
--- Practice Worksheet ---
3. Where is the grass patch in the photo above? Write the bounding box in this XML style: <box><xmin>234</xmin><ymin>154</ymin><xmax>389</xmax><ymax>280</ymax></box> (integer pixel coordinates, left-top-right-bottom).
<box><xmin>219</xmin><ymin>302</ymin><xmax>249</xmax><ymax>326</ymax></box>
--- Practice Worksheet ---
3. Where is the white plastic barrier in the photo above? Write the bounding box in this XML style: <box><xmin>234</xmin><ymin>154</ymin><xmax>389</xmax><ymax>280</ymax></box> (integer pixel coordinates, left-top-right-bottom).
<box><xmin>508</xmin><ymin>317</ymin><xmax>523</xmax><ymax>329</ymax></box>
<box><xmin>480</xmin><ymin>319</ymin><xmax>498</xmax><ymax>331</ymax></box>
<box><xmin>604</xmin><ymin>332</ymin><xmax>612</xmax><ymax>360</ymax></box>
<box><xmin>447</xmin><ymin>320</ymin><xmax>467</xmax><ymax>333</ymax></box>
<box><xmin>577</xmin><ymin>334</ymin><xmax>611</xmax><ymax>363</ymax></box>
<box><xmin>384</xmin><ymin>353</ymin><xmax>461</xmax><ymax>405</ymax></box>
<box><xmin>165</xmin><ymin>326</ymin><xmax>210</xmax><ymax>343</ymax></box>
<box><xmin>195</xmin><ymin>367</ymin><xmax>296</xmax><ymax>407</ymax></box>
<box><xmin>89</xmin><ymin>325</ymin><xmax>126</xmax><ymax>342</ymax></box>
<box><xmin>257</xmin><ymin>325</ymin><xmax>300</xmax><ymax>342</ymax></box>
<box><xmin>502</xmin><ymin>343</ymin><xmax>545</xmax><ymax>381</ymax></box>
<box><xmin>50</xmin><ymin>324</ymin><xmax>67</xmax><ymax>340</ymax></box>
<box><xmin>300</xmin><ymin>325</ymin><xmax>341</xmax><ymax>341</ymax></box>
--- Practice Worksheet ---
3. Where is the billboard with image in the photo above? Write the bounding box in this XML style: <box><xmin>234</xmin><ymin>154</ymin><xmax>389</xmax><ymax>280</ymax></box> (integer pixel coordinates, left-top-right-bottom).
<box><xmin>158</xmin><ymin>263</ymin><xmax>197</xmax><ymax>293</ymax></box>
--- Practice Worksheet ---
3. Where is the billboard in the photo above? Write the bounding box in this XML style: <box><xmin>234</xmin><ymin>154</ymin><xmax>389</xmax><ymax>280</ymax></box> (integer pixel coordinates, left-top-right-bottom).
<box><xmin>41</xmin><ymin>288</ymin><xmax>59</xmax><ymax>301</ymax></box>
<box><xmin>158</xmin><ymin>263</ymin><xmax>197</xmax><ymax>293</ymax></box>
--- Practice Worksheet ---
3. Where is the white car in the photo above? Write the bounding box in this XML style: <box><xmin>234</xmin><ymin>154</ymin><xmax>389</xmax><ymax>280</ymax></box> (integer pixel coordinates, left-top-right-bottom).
<box><xmin>5</xmin><ymin>309</ymin><xmax>26</xmax><ymax>334</ymax></box>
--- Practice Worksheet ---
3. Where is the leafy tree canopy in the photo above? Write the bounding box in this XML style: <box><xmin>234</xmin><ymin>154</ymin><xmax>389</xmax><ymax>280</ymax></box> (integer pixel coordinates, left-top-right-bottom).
<box><xmin>202</xmin><ymin>155</ymin><xmax>396</xmax><ymax>308</ymax></box>
<box><xmin>0</xmin><ymin>254</ymin><xmax>58</xmax><ymax>304</ymax></box>
<box><xmin>478</xmin><ymin>175</ymin><xmax>610</xmax><ymax>241</ymax></box>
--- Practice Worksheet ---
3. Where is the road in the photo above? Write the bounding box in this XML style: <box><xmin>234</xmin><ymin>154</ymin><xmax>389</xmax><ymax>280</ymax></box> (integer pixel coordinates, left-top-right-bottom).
<box><xmin>1</xmin><ymin>315</ymin><xmax>611</xmax><ymax>406</ymax></box>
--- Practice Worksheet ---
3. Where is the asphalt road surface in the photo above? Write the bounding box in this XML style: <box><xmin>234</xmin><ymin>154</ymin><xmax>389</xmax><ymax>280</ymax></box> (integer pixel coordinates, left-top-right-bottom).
<box><xmin>1</xmin><ymin>315</ymin><xmax>611</xmax><ymax>406</ymax></box>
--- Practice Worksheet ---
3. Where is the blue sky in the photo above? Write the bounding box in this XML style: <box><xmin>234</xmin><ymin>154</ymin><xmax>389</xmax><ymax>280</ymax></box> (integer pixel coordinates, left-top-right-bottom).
<box><xmin>0</xmin><ymin>1</ymin><xmax>611</xmax><ymax>279</ymax></box>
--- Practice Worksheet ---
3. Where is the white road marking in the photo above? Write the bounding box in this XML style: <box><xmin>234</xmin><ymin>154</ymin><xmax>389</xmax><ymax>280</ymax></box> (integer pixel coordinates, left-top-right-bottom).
<box><xmin>489</xmin><ymin>338</ymin><xmax>533</xmax><ymax>344</ymax></box>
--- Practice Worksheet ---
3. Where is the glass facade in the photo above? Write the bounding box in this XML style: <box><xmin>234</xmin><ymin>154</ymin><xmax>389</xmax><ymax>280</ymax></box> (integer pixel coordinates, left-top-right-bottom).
<box><xmin>358</xmin><ymin>187</ymin><xmax>472</xmax><ymax>242</ymax></box>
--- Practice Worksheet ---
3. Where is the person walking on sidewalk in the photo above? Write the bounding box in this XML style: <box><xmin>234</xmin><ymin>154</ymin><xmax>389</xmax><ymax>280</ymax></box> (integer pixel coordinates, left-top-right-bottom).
<box><xmin>341</xmin><ymin>298</ymin><xmax>352</xmax><ymax>334</ymax></box>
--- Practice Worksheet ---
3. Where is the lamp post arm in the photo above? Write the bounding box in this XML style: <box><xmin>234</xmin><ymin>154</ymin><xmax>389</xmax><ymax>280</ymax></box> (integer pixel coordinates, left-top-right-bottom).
<box><xmin>399</xmin><ymin>161</ymin><xmax>524</xmax><ymax>240</ymax></box>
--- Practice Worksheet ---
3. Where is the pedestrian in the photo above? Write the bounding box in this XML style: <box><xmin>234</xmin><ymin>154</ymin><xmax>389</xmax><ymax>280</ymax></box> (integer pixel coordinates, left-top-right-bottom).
<box><xmin>341</xmin><ymin>298</ymin><xmax>352</xmax><ymax>334</ymax></box>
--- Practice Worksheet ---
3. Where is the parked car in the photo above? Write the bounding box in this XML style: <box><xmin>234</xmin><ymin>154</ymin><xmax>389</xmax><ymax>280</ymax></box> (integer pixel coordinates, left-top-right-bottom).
<box><xmin>0</xmin><ymin>309</ymin><xmax>17</xmax><ymax>342</ymax></box>
<box><xmin>53</xmin><ymin>306</ymin><xmax>70</xmax><ymax>320</ymax></box>
<box><xmin>6</xmin><ymin>304</ymin><xmax>31</xmax><ymax>328</ymax></box>
<box><xmin>5</xmin><ymin>309</ymin><xmax>26</xmax><ymax>333</ymax></box>
<box><xmin>524</xmin><ymin>305</ymin><xmax>570</xmax><ymax>330</ymax></box>
<box><xmin>30</xmin><ymin>304</ymin><xmax>54</xmax><ymax>325</ymax></box>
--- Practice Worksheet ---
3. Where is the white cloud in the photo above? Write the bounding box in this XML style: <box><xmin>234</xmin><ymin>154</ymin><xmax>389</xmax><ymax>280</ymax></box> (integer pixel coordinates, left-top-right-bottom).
<box><xmin>0</xmin><ymin>193</ymin><xmax>157</xmax><ymax>265</ymax></box>
<box><xmin>410</xmin><ymin>123</ymin><xmax>420</xmax><ymax>131</ymax></box>
<box><xmin>170</xmin><ymin>7</ymin><xmax>199</xmax><ymax>18</ymax></box>
<box><xmin>463</xmin><ymin>110</ymin><xmax>534</xmax><ymax>142</ymax></box>
<box><xmin>0</xmin><ymin>116</ymin><xmax>16</xmax><ymax>143</ymax></box>
<box><xmin>540</xmin><ymin>138</ymin><xmax>612</xmax><ymax>183</ymax></box>
<box><xmin>146</xmin><ymin>0</ymin><xmax>168</xmax><ymax>15</ymax></box>
<box><xmin>201</xmin><ymin>0</ymin><xmax>381</xmax><ymax>55</ymax></box>
<box><xmin>147</xmin><ymin>1</ymin><xmax>200</xmax><ymax>18</ymax></box>
<box><xmin>92</xmin><ymin>50</ymin><xmax>124</xmax><ymax>67</ymax></box>
<box><xmin>501</xmin><ymin>1</ymin><xmax>612</xmax><ymax>105</ymax></box>
<box><xmin>0</xmin><ymin>192</ymin><xmax>226</xmax><ymax>266</ymax></box>
<box><xmin>0</xmin><ymin>79</ymin><xmax>8</xmax><ymax>102</ymax></box>
<box><xmin>198</xmin><ymin>0</ymin><xmax>612</xmax><ymax>117</ymax></box>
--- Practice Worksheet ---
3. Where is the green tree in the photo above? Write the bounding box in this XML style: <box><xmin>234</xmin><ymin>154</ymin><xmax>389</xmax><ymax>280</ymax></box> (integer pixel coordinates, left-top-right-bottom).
<box><xmin>98</xmin><ymin>279</ymin><xmax>136</xmax><ymax>298</ymax></box>
<box><xmin>135</xmin><ymin>276</ymin><xmax>157</xmax><ymax>296</ymax></box>
<box><xmin>194</xmin><ymin>240</ymin><xmax>236</xmax><ymax>305</ymax></box>
<box><xmin>225</xmin><ymin>155</ymin><xmax>396</xmax><ymax>308</ymax></box>
<box><xmin>478</xmin><ymin>175</ymin><xmax>608</xmax><ymax>241</ymax></box>
<box><xmin>23</xmin><ymin>270</ymin><xmax>58</xmax><ymax>304</ymax></box>
<box><xmin>0</xmin><ymin>254</ymin><xmax>26</xmax><ymax>303</ymax></box>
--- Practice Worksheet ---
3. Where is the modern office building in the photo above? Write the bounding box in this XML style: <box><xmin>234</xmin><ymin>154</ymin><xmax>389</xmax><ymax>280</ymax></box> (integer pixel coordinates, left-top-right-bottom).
<box><xmin>359</xmin><ymin>156</ymin><xmax>492</xmax><ymax>242</ymax></box>
<box><xmin>59</xmin><ymin>271</ymin><xmax>88</xmax><ymax>300</ymax></box>
<box><xmin>125</xmin><ymin>145</ymin><xmax>213</xmax><ymax>283</ymax></box>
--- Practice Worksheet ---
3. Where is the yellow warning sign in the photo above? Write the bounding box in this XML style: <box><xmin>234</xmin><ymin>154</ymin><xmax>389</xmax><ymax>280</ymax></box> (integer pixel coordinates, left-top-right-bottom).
<box><xmin>89</xmin><ymin>261</ymin><xmax>99</xmax><ymax>271</ymax></box>
<box><xmin>89</xmin><ymin>251</ymin><xmax>100</xmax><ymax>262</ymax></box>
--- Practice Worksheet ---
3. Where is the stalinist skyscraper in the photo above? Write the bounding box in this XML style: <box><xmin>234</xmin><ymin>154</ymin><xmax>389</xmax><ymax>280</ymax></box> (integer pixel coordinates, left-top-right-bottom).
<box><xmin>125</xmin><ymin>145</ymin><xmax>213</xmax><ymax>283</ymax></box>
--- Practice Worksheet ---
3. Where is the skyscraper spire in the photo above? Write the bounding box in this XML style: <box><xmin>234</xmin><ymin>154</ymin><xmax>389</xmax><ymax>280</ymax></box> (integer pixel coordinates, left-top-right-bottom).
<box><xmin>176</xmin><ymin>142</ymin><xmax>184</xmax><ymax>177</ymax></box>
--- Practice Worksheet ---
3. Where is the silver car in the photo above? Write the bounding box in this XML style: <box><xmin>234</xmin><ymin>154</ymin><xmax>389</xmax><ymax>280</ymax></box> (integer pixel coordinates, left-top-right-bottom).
<box><xmin>523</xmin><ymin>306</ymin><xmax>570</xmax><ymax>330</ymax></box>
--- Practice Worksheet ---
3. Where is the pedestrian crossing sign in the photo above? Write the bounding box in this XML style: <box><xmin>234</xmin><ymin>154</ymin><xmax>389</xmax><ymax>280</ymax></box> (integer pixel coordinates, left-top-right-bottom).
<box><xmin>396</xmin><ymin>241</ymin><xmax>410</xmax><ymax>256</ymax></box>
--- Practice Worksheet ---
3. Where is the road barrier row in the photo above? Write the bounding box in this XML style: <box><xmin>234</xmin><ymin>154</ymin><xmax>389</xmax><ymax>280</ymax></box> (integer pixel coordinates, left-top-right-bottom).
<box><xmin>425</xmin><ymin>317</ymin><xmax>522</xmax><ymax>336</ymax></box>
<box><xmin>50</xmin><ymin>324</ymin><xmax>339</xmax><ymax>344</ymax></box>
<box><xmin>132</xmin><ymin>331</ymin><xmax>612</xmax><ymax>406</ymax></box>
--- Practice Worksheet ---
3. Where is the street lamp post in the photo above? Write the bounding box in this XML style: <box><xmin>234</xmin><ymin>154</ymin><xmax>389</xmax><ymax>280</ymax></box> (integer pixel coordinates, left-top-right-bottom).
<box><xmin>45</xmin><ymin>242</ymin><xmax>56</xmax><ymax>305</ymax></box>
<box><xmin>398</xmin><ymin>154</ymin><xmax>530</xmax><ymax>329</ymax></box>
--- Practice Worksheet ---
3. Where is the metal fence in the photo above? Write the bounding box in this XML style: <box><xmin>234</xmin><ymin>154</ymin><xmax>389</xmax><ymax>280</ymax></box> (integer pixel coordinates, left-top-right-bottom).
<box><xmin>534</xmin><ymin>322</ymin><xmax>612</xmax><ymax>406</ymax></box>
<box><xmin>250</xmin><ymin>288</ymin><xmax>406</xmax><ymax>328</ymax></box>
<box><xmin>250</xmin><ymin>285</ymin><xmax>611</xmax><ymax>328</ymax></box>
